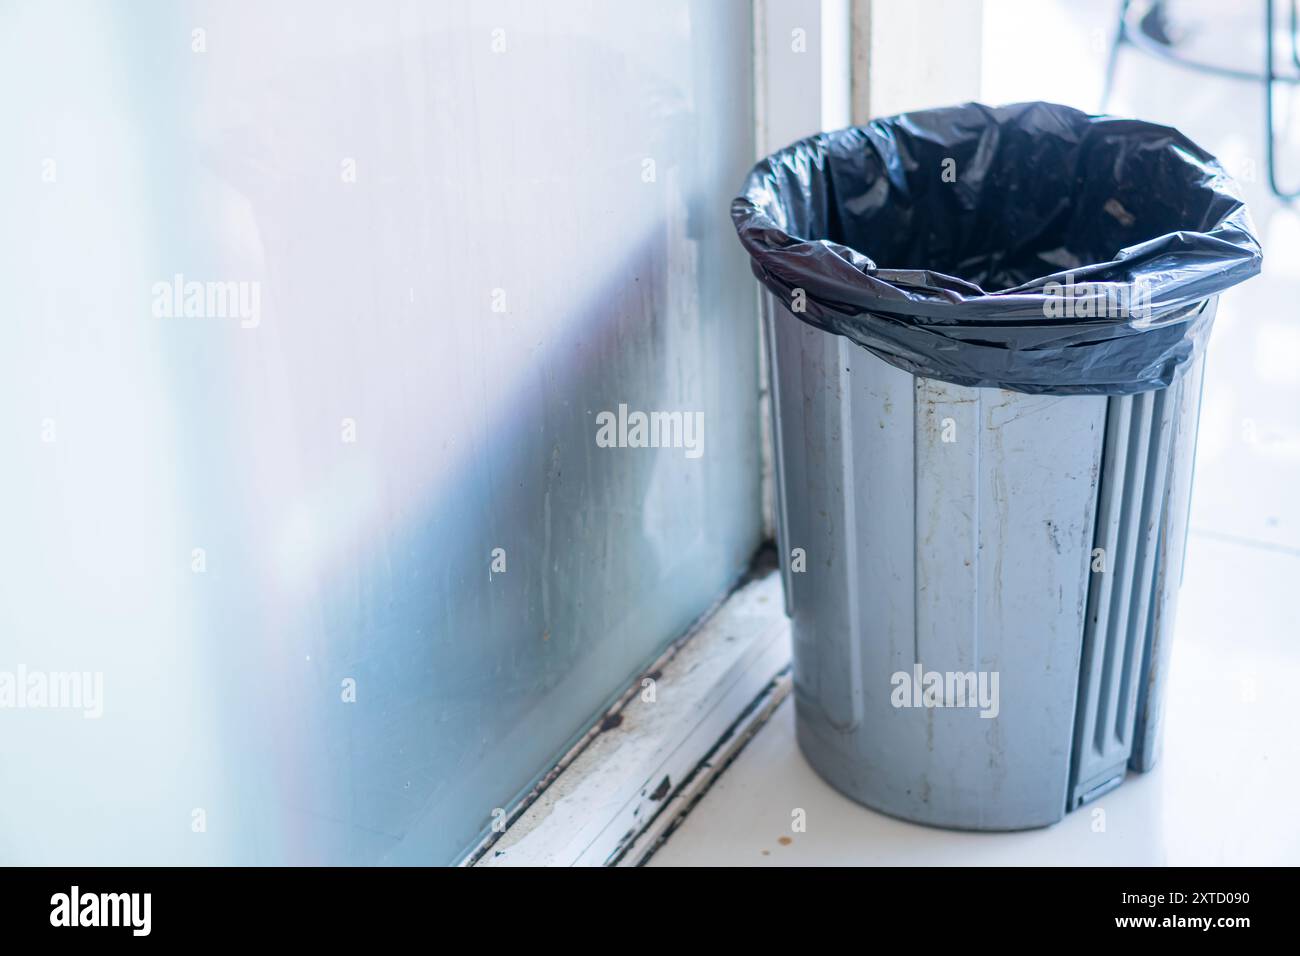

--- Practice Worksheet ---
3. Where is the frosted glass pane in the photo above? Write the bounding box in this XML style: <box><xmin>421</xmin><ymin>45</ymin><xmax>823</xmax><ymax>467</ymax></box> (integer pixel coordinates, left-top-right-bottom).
<box><xmin>0</xmin><ymin>0</ymin><xmax>759</xmax><ymax>864</ymax></box>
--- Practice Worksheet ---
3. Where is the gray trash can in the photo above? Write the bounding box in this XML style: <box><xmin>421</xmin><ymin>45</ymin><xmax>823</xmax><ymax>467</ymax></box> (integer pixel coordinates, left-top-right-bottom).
<box><xmin>765</xmin><ymin>297</ymin><xmax>1206</xmax><ymax>828</ymax></box>
<box><xmin>733</xmin><ymin>103</ymin><xmax>1261</xmax><ymax>829</ymax></box>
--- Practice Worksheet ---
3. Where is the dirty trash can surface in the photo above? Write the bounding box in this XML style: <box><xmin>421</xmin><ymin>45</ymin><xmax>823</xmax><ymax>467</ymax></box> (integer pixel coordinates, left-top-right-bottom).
<box><xmin>733</xmin><ymin>102</ymin><xmax>1261</xmax><ymax>829</ymax></box>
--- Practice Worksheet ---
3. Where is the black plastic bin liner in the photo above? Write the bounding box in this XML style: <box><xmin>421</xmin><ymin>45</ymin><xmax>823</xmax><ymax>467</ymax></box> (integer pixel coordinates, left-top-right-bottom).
<box><xmin>732</xmin><ymin>102</ymin><xmax>1262</xmax><ymax>395</ymax></box>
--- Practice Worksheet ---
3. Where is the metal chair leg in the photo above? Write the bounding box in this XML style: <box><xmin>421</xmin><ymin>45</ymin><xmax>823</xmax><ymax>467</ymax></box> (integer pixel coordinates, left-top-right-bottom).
<box><xmin>1101</xmin><ymin>0</ymin><xmax>1134</xmax><ymax>113</ymax></box>
<box><xmin>1266</xmin><ymin>0</ymin><xmax>1300</xmax><ymax>199</ymax></box>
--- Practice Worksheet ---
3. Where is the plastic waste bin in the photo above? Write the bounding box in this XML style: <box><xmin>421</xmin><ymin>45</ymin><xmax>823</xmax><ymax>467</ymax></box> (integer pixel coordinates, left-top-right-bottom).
<box><xmin>732</xmin><ymin>102</ymin><xmax>1261</xmax><ymax>829</ymax></box>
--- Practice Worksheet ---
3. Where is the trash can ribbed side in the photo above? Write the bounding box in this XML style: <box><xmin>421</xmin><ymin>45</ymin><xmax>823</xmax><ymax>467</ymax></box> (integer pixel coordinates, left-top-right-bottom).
<box><xmin>1069</xmin><ymin>328</ymin><xmax>1209</xmax><ymax>806</ymax></box>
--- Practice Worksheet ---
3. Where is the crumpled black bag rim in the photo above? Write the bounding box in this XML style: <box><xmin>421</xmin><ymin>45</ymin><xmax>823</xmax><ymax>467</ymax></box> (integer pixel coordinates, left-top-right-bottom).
<box><xmin>732</xmin><ymin>101</ymin><xmax>1263</xmax><ymax>395</ymax></box>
